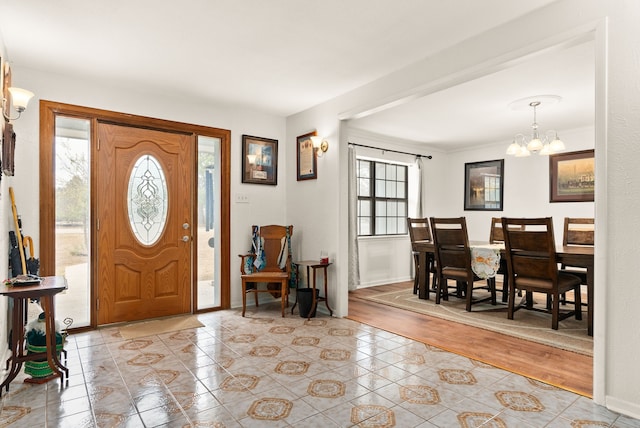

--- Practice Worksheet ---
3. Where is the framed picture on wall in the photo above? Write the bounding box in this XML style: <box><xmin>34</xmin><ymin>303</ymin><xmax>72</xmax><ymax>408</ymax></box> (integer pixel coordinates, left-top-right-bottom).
<box><xmin>2</xmin><ymin>59</ymin><xmax>16</xmax><ymax>177</ymax></box>
<box><xmin>241</xmin><ymin>135</ymin><xmax>278</xmax><ymax>185</ymax></box>
<box><xmin>464</xmin><ymin>159</ymin><xmax>504</xmax><ymax>211</ymax></box>
<box><xmin>549</xmin><ymin>149</ymin><xmax>594</xmax><ymax>202</ymax></box>
<box><xmin>296</xmin><ymin>130</ymin><xmax>317</xmax><ymax>181</ymax></box>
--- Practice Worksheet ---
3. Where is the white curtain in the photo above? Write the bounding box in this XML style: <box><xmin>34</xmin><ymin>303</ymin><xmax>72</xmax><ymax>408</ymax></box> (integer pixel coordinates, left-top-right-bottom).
<box><xmin>348</xmin><ymin>145</ymin><xmax>361</xmax><ymax>291</ymax></box>
<box><xmin>416</xmin><ymin>156</ymin><xmax>424</xmax><ymax>218</ymax></box>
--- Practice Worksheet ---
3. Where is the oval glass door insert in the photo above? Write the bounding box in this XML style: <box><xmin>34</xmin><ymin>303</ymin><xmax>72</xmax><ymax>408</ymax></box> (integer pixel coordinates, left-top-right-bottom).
<box><xmin>128</xmin><ymin>154</ymin><xmax>168</xmax><ymax>245</ymax></box>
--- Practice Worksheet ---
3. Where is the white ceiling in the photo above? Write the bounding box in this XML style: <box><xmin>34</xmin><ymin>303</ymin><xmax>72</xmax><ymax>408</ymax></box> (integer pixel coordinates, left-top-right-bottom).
<box><xmin>0</xmin><ymin>0</ymin><xmax>594</xmax><ymax>150</ymax></box>
<box><xmin>350</xmin><ymin>39</ymin><xmax>595</xmax><ymax>150</ymax></box>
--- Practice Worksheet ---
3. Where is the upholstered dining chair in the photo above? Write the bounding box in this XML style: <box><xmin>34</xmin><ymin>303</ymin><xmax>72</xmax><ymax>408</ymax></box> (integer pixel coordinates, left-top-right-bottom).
<box><xmin>238</xmin><ymin>225</ymin><xmax>293</xmax><ymax>317</ymax></box>
<box><xmin>429</xmin><ymin>217</ymin><xmax>496</xmax><ymax>311</ymax></box>
<box><xmin>407</xmin><ymin>217</ymin><xmax>436</xmax><ymax>295</ymax></box>
<box><xmin>489</xmin><ymin>217</ymin><xmax>525</xmax><ymax>302</ymax></box>
<box><xmin>501</xmin><ymin>217</ymin><xmax>582</xmax><ymax>330</ymax></box>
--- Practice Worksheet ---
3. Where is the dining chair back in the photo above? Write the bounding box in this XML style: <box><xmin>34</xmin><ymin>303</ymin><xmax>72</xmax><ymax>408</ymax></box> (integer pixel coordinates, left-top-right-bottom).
<box><xmin>501</xmin><ymin>217</ymin><xmax>582</xmax><ymax>330</ymax></box>
<box><xmin>429</xmin><ymin>217</ymin><xmax>496</xmax><ymax>311</ymax></box>
<box><xmin>563</xmin><ymin>217</ymin><xmax>594</xmax><ymax>246</ymax></box>
<box><xmin>238</xmin><ymin>225</ymin><xmax>293</xmax><ymax>317</ymax></box>
<box><xmin>407</xmin><ymin>218</ymin><xmax>436</xmax><ymax>294</ymax></box>
<box><xmin>489</xmin><ymin>217</ymin><xmax>525</xmax><ymax>302</ymax></box>
<box><xmin>558</xmin><ymin>217</ymin><xmax>594</xmax><ymax>306</ymax></box>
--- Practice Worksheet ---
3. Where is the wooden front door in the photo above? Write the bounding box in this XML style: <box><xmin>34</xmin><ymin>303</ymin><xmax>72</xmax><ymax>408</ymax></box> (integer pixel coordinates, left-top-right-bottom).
<box><xmin>96</xmin><ymin>123</ymin><xmax>193</xmax><ymax>324</ymax></box>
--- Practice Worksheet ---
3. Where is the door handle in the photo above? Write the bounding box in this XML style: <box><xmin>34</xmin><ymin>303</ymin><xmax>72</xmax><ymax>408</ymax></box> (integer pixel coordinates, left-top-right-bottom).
<box><xmin>182</xmin><ymin>236</ymin><xmax>190</xmax><ymax>242</ymax></box>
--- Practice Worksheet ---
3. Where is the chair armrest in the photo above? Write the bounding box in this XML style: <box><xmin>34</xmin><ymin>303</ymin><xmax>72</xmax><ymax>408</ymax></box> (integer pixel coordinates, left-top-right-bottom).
<box><xmin>238</xmin><ymin>253</ymin><xmax>255</xmax><ymax>275</ymax></box>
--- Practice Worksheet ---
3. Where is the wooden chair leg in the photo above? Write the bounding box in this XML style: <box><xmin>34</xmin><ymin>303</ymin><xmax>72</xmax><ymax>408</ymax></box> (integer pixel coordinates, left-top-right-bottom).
<box><xmin>501</xmin><ymin>274</ymin><xmax>508</xmax><ymax>303</ymax></box>
<box><xmin>280</xmin><ymin>280</ymin><xmax>286</xmax><ymax>317</ymax></box>
<box><xmin>254</xmin><ymin>286</ymin><xmax>259</xmax><ymax>307</ymax></box>
<box><xmin>242</xmin><ymin>280</ymin><xmax>247</xmax><ymax>317</ymax></box>
<box><xmin>465</xmin><ymin>280</ymin><xmax>473</xmax><ymax>312</ymax></box>
<box><xmin>551</xmin><ymin>292</ymin><xmax>560</xmax><ymax>330</ymax></box>
<box><xmin>412</xmin><ymin>253</ymin><xmax>419</xmax><ymax>294</ymax></box>
<box><xmin>574</xmin><ymin>285</ymin><xmax>582</xmax><ymax>320</ymax></box>
<box><xmin>489</xmin><ymin>278</ymin><xmax>497</xmax><ymax>305</ymax></box>
<box><xmin>507</xmin><ymin>284</ymin><xmax>516</xmax><ymax>320</ymax></box>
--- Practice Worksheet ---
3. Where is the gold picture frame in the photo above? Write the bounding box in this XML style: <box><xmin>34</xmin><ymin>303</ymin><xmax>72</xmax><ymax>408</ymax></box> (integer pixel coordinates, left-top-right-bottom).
<box><xmin>549</xmin><ymin>149</ymin><xmax>594</xmax><ymax>202</ymax></box>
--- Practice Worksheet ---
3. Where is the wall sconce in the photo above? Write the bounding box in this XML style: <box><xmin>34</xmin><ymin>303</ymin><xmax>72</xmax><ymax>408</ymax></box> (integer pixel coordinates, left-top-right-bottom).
<box><xmin>310</xmin><ymin>135</ymin><xmax>329</xmax><ymax>157</ymax></box>
<box><xmin>3</xmin><ymin>87</ymin><xmax>35</xmax><ymax>122</ymax></box>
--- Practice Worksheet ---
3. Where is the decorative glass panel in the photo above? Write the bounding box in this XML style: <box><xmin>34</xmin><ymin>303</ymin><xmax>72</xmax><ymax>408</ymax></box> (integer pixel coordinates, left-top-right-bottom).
<box><xmin>128</xmin><ymin>155</ymin><xmax>168</xmax><ymax>245</ymax></box>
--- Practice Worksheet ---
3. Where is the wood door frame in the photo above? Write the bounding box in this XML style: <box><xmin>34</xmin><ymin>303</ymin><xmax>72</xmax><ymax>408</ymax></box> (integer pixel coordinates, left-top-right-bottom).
<box><xmin>39</xmin><ymin>100</ymin><xmax>231</xmax><ymax>328</ymax></box>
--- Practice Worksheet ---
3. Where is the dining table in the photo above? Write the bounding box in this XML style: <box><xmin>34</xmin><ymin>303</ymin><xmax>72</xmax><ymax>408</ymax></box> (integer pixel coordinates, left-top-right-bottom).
<box><xmin>412</xmin><ymin>240</ymin><xmax>595</xmax><ymax>336</ymax></box>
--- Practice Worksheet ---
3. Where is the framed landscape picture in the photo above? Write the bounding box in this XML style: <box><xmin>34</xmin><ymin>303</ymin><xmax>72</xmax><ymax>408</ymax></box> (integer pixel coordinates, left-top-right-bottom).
<box><xmin>464</xmin><ymin>159</ymin><xmax>504</xmax><ymax>211</ymax></box>
<box><xmin>241</xmin><ymin>135</ymin><xmax>278</xmax><ymax>185</ymax></box>
<box><xmin>549</xmin><ymin>149</ymin><xmax>594</xmax><ymax>202</ymax></box>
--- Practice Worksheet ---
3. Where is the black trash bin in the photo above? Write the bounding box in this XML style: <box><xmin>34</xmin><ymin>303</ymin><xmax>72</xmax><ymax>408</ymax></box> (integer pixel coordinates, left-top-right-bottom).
<box><xmin>297</xmin><ymin>288</ymin><xmax>319</xmax><ymax>318</ymax></box>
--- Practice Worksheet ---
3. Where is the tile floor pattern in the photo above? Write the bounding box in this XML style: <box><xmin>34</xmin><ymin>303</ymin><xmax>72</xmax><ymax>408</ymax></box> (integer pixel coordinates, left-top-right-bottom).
<box><xmin>1</xmin><ymin>305</ymin><xmax>639</xmax><ymax>427</ymax></box>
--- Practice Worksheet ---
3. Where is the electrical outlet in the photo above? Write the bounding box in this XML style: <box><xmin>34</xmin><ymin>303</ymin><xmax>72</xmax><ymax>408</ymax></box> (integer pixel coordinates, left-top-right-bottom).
<box><xmin>235</xmin><ymin>193</ymin><xmax>249</xmax><ymax>203</ymax></box>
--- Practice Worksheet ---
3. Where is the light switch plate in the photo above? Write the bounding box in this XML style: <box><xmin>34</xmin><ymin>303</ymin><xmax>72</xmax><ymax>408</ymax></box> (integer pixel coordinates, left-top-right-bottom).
<box><xmin>235</xmin><ymin>193</ymin><xmax>249</xmax><ymax>203</ymax></box>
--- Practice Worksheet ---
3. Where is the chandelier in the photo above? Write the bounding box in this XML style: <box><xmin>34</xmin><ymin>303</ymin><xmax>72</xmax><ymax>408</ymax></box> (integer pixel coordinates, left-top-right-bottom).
<box><xmin>506</xmin><ymin>99</ymin><xmax>565</xmax><ymax>157</ymax></box>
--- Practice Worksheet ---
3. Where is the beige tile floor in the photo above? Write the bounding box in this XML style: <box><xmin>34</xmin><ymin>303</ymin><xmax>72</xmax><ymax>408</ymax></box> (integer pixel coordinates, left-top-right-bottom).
<box><xmin>1</xmin><ymin>303</ymin><xmax>639</xmax><ymax>428</ymax></box>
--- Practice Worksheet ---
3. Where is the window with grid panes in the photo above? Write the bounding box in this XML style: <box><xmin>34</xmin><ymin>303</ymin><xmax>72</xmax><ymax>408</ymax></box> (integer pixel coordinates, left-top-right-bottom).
<box><xmin>356</xmin><ymin>159</ymin><xmax>408</xmax><ymax>236</ymax></box>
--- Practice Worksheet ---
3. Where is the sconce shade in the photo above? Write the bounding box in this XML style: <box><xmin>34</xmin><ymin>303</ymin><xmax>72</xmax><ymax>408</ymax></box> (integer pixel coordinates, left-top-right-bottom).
<box><xmin>8</xmin><ymin>87</ymin><xmax>34</xmax><ymax>112</ymax></box>
<box><xmin>310</xmin><ymin>136</ymin><xmax>322</xmax><ymax>148</ymax></box>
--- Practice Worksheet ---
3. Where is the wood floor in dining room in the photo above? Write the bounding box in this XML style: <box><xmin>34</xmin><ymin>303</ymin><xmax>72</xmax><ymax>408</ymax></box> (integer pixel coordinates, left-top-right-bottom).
<box><xmin>347</xmin><ymin>281</ymin><xmax>592</xmax><ymax>397</ymax></box>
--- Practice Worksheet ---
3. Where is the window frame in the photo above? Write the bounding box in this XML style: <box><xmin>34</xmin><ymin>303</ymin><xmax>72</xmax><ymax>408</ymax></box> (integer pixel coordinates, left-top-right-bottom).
<box><xmin>356</xmin><ymin>159</ymin><xmax>409</xmax><ymax>237</ymax></box>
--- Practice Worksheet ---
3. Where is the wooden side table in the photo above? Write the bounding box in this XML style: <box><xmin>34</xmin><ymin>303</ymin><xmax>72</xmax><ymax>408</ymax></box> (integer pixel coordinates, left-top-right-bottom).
<box><xmin>292</xmin><ymin>261</ymin><xmax>333</xmax><ymax>319</ymax></box>
<box><xmin>0</xmin><ymin>276</ymin><xmax>68</xmax><ymax>395</ymax></box>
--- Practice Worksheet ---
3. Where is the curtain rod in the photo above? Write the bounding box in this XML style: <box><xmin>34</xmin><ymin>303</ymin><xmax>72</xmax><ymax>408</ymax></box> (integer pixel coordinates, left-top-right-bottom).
<box><xmin>348</xmin><ymin>142</ymin><xmax>432</xmax><ymax>159</ymax></box>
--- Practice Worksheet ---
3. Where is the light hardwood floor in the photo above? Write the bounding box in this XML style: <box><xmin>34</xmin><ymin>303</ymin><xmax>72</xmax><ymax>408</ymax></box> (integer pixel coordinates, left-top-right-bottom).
<box><xmin>347</xmin><ymin>281</ymin><xmax>592</xmax><ymax>397</ymax></box>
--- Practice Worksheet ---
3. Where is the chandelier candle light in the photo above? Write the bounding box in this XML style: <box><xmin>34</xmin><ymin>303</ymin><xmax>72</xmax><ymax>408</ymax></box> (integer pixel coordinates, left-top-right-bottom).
<box><xmin>506</xmin><ymin>96</ymin><xmax>565</xmax><ymax>157</ymax></box>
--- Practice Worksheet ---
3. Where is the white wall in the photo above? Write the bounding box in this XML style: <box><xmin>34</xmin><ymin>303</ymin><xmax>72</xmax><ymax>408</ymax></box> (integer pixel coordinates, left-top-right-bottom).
<box><xmin>7</xmin><ymin>66</ymin><xmax>288</xmax><ymax>312</ymax></box>
<box><xmin>443</xmin><ymin>126</ymin><xmax>595</xmax><ymax>243</ymax></box>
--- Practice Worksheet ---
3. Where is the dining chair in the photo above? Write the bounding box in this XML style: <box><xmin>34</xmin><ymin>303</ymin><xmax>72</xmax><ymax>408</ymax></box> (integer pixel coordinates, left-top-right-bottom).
<box><xmin>559</xmin><ymin>217</ymin><xmax>594</xmax><ymax>306</ymax></box>
<box><xmin>489</xmin><ymin>217</ymin><xmax>524</xmax><ymax>302</ymax></box>
<box><xmin>238</xmin><ymin>225</ymin><xmax>293</xmax><ymax>317</ymax></box>
<box><xmin>407</xmin><ymin>217</ymin><xmax>437</xmax><ymax>295</ymax></box>
<box><xmin>430</xmin><ymin>217</ymin><xmax>496</xmax><ymax>311</ymax></box>
<box><xmin>501</xmin><ymin>217</ymin><xmax>582</xmax><ymax>330</ymax></box>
